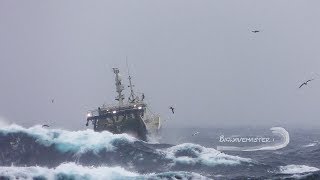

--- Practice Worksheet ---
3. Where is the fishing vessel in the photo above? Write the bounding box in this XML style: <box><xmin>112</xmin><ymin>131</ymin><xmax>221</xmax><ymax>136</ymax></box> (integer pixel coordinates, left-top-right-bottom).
<box><xmin>86</xmin><ymin>67</ymin><xmax>161</xmax><ymax>141</ymax></box>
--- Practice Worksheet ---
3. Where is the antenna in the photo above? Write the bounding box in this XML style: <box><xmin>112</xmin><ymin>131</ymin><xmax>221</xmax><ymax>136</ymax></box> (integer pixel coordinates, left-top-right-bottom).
<box><xmin>126</xmin><ymin>57</ymin><xmax>138</xmax><ymax>103</ymax></box>
<box><xmin>126</xmin><ymin>56</ymin><xmax>130</xmax><ymax>77</ymax></box>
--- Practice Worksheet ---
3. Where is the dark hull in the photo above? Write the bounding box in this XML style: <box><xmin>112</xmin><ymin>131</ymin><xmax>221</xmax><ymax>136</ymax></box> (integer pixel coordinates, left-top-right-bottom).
<box><xmin>87</xmin><ymin>108</ymin><xmax>148</xmax><ymax>141</ymax></box>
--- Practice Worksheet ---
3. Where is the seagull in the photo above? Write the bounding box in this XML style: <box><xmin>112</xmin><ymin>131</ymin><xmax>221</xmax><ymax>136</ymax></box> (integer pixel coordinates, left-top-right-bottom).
<box><xmin>169</xmin><ymin>106</ymin><xmax>175</xmax><ymax>114</ymax></box>
<box><xmin>192</xmin><ymin>131</ymin><xmax>200</xmax><ymax>136</ymax></box>
<box><xmin>299</xmin><ymin>79</ymin><xmax>314</xmax><ymax>88</ymax></box>
<box><xmin>252</xmin><ymin>30</ymin><xmax>260</xmax><ymax>33</ymax></box>
<box><xmin>42</xmin><ymin>124</ymin><xmax>50</xmax><ymax>128</ymax></box>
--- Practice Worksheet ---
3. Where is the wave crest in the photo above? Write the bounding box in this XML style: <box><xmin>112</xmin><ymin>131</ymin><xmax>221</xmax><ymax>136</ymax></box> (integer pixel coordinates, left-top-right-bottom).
<box><xmin>0</xmin><ymin>162</ymin><xmax>209</xmax><ymax>180</ymax></box>
<box><xmin>279</xmin><ymin>165</ymin><xmax>319</xmax><ymax>174</ymax></box>
<box><xmin>163</xmin><ymin>143</ymin><xmax>251</xmax><ymax>166</ymax></box>
<box><xmin>1</xmin><ymin>124</ymin><xmax>135</xmax><ymax>154</ymax></box>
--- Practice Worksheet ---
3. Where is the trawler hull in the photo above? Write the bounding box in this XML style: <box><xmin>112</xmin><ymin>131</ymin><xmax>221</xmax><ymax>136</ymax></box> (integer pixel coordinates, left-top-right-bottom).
<box><xmin>87</xmin><ymin>108</ymin><xmax>148</xmax><ymax>141</ymax></box>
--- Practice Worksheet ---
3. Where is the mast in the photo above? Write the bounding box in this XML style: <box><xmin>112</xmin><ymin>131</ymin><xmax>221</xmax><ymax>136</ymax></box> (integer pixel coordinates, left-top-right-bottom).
<box><xmin>113</xmin><ymin>68</ymin><xmax>125</xmax><ymax>106</ymax></box>
<box><xmin>126</xmin><ymin>58</ymin><xmax>138</xmax><ymax>103</ymax></box>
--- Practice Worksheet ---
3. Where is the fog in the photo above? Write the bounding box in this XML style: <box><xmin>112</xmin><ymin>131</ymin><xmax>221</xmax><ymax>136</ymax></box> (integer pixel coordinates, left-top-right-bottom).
<box><xmin>1</xmin><ymin>0</ymin><xmax>320</xmax><ymax>129</ymax></box>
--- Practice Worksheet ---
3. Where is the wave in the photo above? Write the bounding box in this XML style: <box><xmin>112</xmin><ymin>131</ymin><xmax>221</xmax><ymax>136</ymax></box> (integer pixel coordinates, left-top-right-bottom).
<box><xmin>279</xmin><ymin>164</ymin><xmax>319</xmax><ymax>174</ymax></box>
<box><xmin>164</xmin><ymin>143</ymin><xmax>251</xmax><ymax>166</ymax></box>
<box><xmin>0</xmin><ymin>162</ymin><xmax>209</xmax><ymax>180</ymax></box>
<box><xmin>0</xmin><ymin>124</ymin><xmax>251</xmax><ymax>174</ymax></box>
<box><xmin>0</xmin><ymin>124</ymin><xmax>135</xmax><ymax>154</ymax></box>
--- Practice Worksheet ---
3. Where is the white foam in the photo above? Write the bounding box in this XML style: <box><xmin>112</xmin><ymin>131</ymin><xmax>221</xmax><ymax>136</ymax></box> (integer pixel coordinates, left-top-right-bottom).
<box><xmin>0</xmin><ymin>124</ymin><xmax>136</xmax><ymax>154</ymax></box>
<box><xmin>0</xmin><ymin>162</ymin><xmax>138</xmax><ymax>180</ymax></box>
<box><xmin>0</xmin><ymin>163</ymin><xmax>208</xmax><ymax>180</ymax></box>
<box><xmin>279</xmin><ymin>165</ymin><xmax>319</xmax><ymax>174</ymax></box>
<box><xmin>163</xmin><ymin>143</ymin><xmax>251</xmax><ymax>166</ymax></box>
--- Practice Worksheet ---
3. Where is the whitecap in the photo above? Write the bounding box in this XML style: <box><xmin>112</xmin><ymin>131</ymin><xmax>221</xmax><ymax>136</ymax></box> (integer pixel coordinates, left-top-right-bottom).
<box><xmin>0</xmin><ymin>162</ymin><xmax>138</xmax><ymax>180</ymax></box>
<box><xmin>0</xmin><ymin>124</ymin><xmax>136</xmax><ymax>154</ymax></box>
<box><xmin>279</xmin><ymin>165</ymin><xmax>319</xmax><ymax>174</ymax></box>
<box><xmin>162</xmin><ymin>143</ymin><xmax>251</xmax><ymax>166</ymax></box>
<box><xmin>0</xmin><ymin>163</ymin><xmax>209</xmax><ymax>180</ymax></box>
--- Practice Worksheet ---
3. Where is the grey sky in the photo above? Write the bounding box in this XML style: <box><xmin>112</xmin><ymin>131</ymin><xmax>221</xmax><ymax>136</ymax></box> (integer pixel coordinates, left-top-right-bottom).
<box><xmin>0</xmin><ymin>0</ymin><xmax>320</xmax><ymax>130</ymax></box>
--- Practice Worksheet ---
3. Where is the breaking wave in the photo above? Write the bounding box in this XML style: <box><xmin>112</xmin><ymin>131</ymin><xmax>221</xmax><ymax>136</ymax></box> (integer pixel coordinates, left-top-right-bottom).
<box><xmin>0</xmin><ymin>124</ymin><xmax>252</xmax><ymax>177</ymax></box>
<box><xmin>0</xmin><ymin>162</ymin><xmax>208</xmax><ymax>180</ymax></box>
<box><xmin>271</xmin><ymin>164</ymin><xmax>320</xmax><ymax>179</ymax></box>
<box><xmin>2</xmin><ymin>124</ymin><xmax>320</xmax><ymax>179</ymax></box>
<box><xmin>0</xmin><ymin>124</ymin><xmax>135</xmax><ymax>154</ymax></box>
<box><xmin>279</xmin><ymin>165</ymin><xmax>319</xmax><ymax>174</ymax></box>
<box><xmin>164</xmin><ymin>143</ymin><xmax>251</xmax><ymax>166</ymax></box>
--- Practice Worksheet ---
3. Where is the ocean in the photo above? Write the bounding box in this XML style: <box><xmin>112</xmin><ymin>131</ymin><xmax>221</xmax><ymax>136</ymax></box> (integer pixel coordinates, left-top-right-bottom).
<box><xmin>0</xmin><ymin>124</ymin><xmax>319</xmax><ymax>180</ymax></box>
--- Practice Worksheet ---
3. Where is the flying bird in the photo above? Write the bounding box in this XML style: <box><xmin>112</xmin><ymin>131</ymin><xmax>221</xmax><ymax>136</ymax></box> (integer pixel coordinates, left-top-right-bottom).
<box><xmin>299</xmin><ymin>79</ymin><xmax>314</xmax><ymax>88</ymax></box>
<box><xmin>169</xmin><ymin>106</ymin><xmax>175</xmax><ymax>114</ymax></box>
<box><xmin>252</xmin><ymin>30</ymin><xmax>260</xmax><ymax>33</ymax></box>
<box><xmin>42</xmin><ymin>124</ymin><xmax>50</xmax><ymax>128</ymax></box>
<box><xmin>192</xmin><ymin>131</ymin><xmax>200</xmax><ymax>136</ymax></box>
